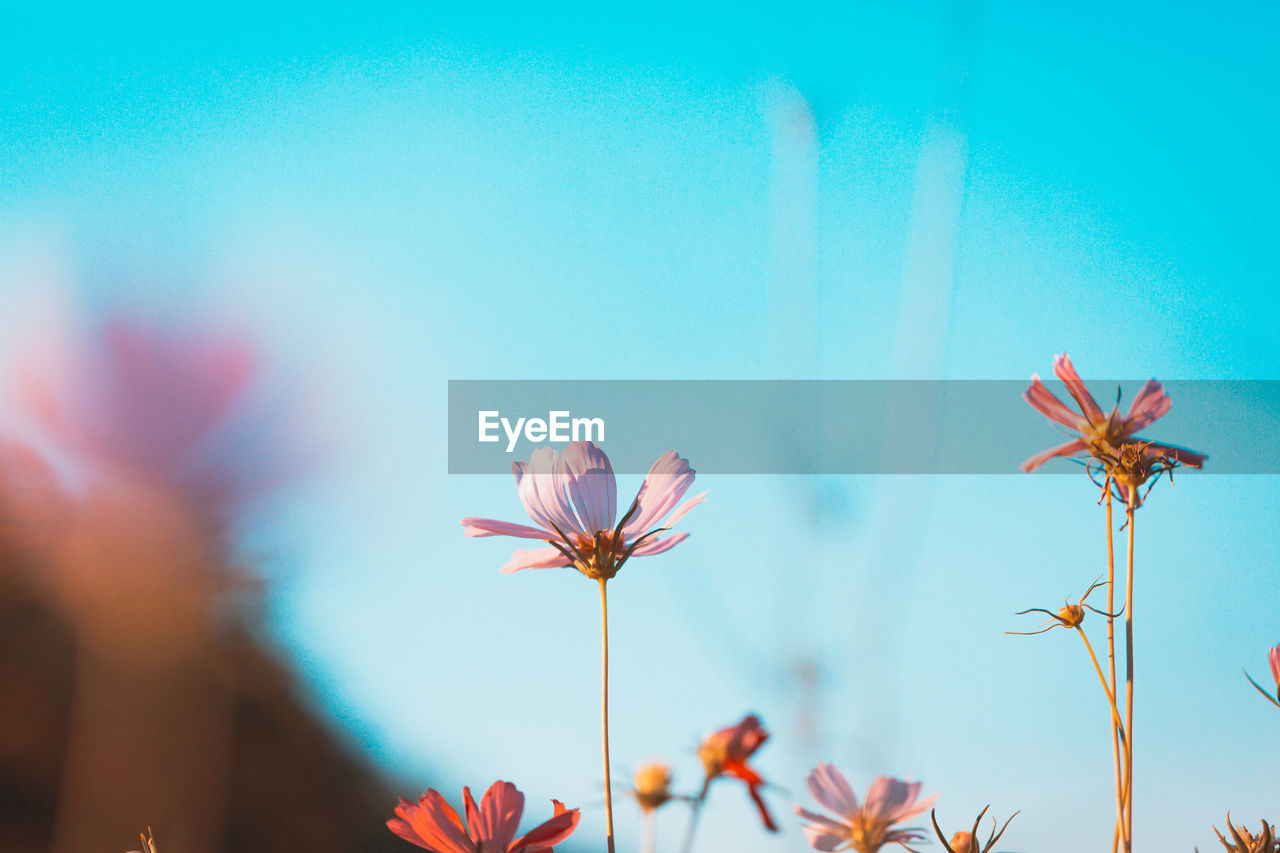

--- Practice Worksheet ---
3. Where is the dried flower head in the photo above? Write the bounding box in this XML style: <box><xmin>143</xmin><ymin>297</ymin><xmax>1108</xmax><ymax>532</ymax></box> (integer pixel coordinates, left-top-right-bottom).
<box><xmin>1212</xmin><ymin>814</ymin><xmax>1278</xmax><ymax>853</ymax></box>
<box><xmin>906</xmin><ymin>806</ymin><xmax>1018</xmax><ymax>853</ymax></box>
<box><xmin>1008</xmin><ymin>577</ymin><xmax>1117</xmax><ymax>636</ymax></box>
<box><xmin>630</xmin><ymin>762</ymin><xmax>675</xmax><ymax>814</ymax></box>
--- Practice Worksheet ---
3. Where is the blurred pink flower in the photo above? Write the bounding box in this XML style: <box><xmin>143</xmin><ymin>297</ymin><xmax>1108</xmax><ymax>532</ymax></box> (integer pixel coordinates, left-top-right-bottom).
<box><xmin>387</xmin><ymin>781</ymin><xmax>579</xmax><ymax>853</ymax></box>
<box><xmin>697</xmin><ymin>713</ymin><xmax>778</xmax><ymax>832</ymax></box>
<box><xmin>14</xmin><ymin>313</ymin><xmax>300</xmax><ymax>524</ymax></box>
<box><xmin>795</xmin><ymin>764</ymin><xmax>936</xmax><ymax>853</ymax></box>
<box><xmin>1271</xmin><ymin>644</ymin><xmax>1280</xmax><ymax>689</ymax></box>
<box><xmin>1021</xmin><ymin>353</ymin><xmax>1206</xmax><ymax>474</ymax></box>
<box><xmin>462</xmin><ymin>441</ymin><xmax>705</xmax><ymax>578</ymax></box>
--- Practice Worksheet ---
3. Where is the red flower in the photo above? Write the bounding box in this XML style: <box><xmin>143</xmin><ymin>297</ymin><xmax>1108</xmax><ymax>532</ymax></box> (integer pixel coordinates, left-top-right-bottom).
<box><xmin>697</xmin><ymin>714</ymin><xmax>778</xmax><ymax>832</ymax></box>
<box><xmin>388</xmin><ymin>781</ymin><xmax>579</xmax><ymax>853</ymax></box>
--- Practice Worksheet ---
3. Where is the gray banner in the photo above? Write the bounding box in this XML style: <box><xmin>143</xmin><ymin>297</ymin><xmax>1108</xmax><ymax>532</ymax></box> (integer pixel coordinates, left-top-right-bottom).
<box><xmin>447</xmin><ymin>380</ymin><xmax>1279</xmax><ymax>474</ymax></box>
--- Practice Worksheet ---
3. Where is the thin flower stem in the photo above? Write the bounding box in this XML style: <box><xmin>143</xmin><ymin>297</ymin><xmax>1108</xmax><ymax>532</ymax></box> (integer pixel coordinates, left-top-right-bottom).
<box><xmin>680</xmin><ymin>778</ymin><xmax>711</xmax><ymax>853</ymax></box>
<box><xmin>1078</xmin><ymin>618</ymin><xmax>1130</xmax><ymax>853</ymax></box>
<box><xmin>599</xmin><ymin>578</ymin><xmax>616</xmax><ymax>853</ymax></box>
<box><xmin>1123</xmin><ymin>494</ymin><xmax>1137</xmax><ymax>850</ymax></box>
<box><xmin>1105</xmin><ymin>492</ymin><xmax>1129</xmax><ymax>853</ymax></box>
<box><xmin>1075</xmin><ymin>627</ymin><xmax>1126</xmax><ymax>743</ymax></box>
<box><xmin>642</xmin><ymin>811</ymin><xmax>656</xmax><ymax>853</ymax></box>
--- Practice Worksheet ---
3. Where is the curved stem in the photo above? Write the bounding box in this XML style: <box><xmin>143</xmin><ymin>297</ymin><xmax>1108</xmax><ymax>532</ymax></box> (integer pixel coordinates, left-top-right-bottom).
<box><xmin>599</xmin><ymin>578</ymin><xmax>616</xmax><ymax>853</ymax></box>
<box><xmin>1075</xmin><ymin>627</ymin><xmax>1126</xmax><ymax>744</ymax></box>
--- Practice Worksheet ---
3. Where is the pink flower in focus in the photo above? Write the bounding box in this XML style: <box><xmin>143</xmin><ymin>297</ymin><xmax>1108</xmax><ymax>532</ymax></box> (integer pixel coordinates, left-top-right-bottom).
<box><xmin>462</xmin><ymin>442</ymin><xmax>705</xmax><ymax>578</ymax></box>
<box><xmin>387</xmin><ymin>781</ymin><xmax>579</xmax><ymax>853</ymax></box>
<box><xmin>1021</xmin><ymin>353</ymin><xmax>1207</xmax><ymax>475</ymax></box>
<box><xmin>697</xmin><ymin>714</ymin><xmax>778</xmax><ymax>832</ymax></box>
<box><xmin>795</xmin><ymin>764</ymin><xmax>937</xmax><ymax>853</ymax></box>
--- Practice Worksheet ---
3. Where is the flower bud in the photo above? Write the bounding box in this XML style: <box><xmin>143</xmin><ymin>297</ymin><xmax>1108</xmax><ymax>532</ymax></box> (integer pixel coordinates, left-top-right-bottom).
<box><xmin>632</xmin><ymin>762</ymin><xmax>674</xmax><ymax>813</ymax></box>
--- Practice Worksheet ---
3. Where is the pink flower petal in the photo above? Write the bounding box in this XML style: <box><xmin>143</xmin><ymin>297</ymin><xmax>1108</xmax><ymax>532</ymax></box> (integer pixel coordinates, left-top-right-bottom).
<box><xmin>1024</xmin><ymin>375</ymin><xmax>1085</xmax><ymax>430</ymax></box>
<box><xmin>499</xmin><ymin>547</ymin><xmax>572</xmax><ymax>574</ymax></box>
<box><xmin>1053</xmin><ymin>353</ymin><xmax>1106</xmax><ymax>425</ymax></box>
<box><xmin>665</xmin><ymin>490</ymin><xmax>707</xmax><ymax>528</ymax></box>
<box><xmin>513</xmin><ymin>448</ymin><xmax>582</xmax><ymax>539</ymax></box>
<box><xmin>1020</xmin><ymin>438</ymin><xmax>1088</xmax><ymax>473</ymax></box>
<box><xmin>1123</xmin><ymin>379</ymin><xmax>1171</xmax><ymax>433</ymax></box>
<box><xmin>623</xmin><ymin>451</ymin><xmax>697</xmax><ymax>536</ymax></box>
<box><xmin>1269</xmin><ymin>645</ymin><xmax>1280</xmax><ymax>688</ymax></box>
<box><xmin>805</xmin><ymin>762</ymin><xmax>859</xmax><ymax>817</ymax></box>
<box><xmin>462</xmin><ymin>518</ymin><xmax>553</xmax><ymax>539</ymax></box>
<box><xmin>561</xmin><ymin>442</ymin><xmax>617</xmax><ymax>534</ymax></box>
<box><xmin>627</xmin><ymin>531</ymin><xmax>689</xmax><ymax>557</ymax></box>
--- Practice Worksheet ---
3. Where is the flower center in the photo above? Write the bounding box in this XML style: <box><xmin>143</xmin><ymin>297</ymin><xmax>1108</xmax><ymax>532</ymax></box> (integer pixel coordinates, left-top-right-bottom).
<box><xmin>569</xmin><ymin>529</ymin><xmax>625</xmax><ymax>580</ymax></box>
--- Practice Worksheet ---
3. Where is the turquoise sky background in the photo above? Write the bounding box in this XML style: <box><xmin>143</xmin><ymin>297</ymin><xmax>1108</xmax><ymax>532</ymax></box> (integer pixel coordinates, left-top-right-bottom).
<box><xmin>2</xmin><ymin>2</ymin><xmax>1278</xmax><ymax>851</ymax></box>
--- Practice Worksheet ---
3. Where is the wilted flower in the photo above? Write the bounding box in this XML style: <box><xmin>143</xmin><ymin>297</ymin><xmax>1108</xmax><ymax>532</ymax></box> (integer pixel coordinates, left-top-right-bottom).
<box><xmin>630</xmin><ymin>762</ymin><xmax>675</xmax><ymax>814</ymax></box>
<box><xmin>1021</xmin><ymin>353</ymin><xmax>1206</xmax><ymax>477</ymax></box>
<box><xmin>1243</xmin><ymin>644</ymin><xmax>1280</xmax><ymax>710</ymax></box>
<box><xmin>1008</xmin><ymin>577</ymin><xmax>1115</xmax><ymax>636</ymax></box>
<box><xmin>463</xmin><ymin>442</ymin><xmax>705</xmax><ymax>578</ymax></box>
<box><xmin>905</xmin><ymin>806</ymin><xmax>1018</xmax><ymax>853</ymax></box>
<box><xmin>387</xmin><ymin>781</ymin><xmax>580</xmax><ymax>853</ymax></box>
<box><xmin>1212</xmin><ymin>814</ymin><xmax>1277</xmax><ymax>853</ymax></box>
<box><xmin>697</xmin><ymin>714</ymin><xmax>778</xmax><ymax>831</ymax></box>
<box><xmin>794</xmin><ymin>763</ymin><xmax>936</xmax><ymax>853</ymax></box>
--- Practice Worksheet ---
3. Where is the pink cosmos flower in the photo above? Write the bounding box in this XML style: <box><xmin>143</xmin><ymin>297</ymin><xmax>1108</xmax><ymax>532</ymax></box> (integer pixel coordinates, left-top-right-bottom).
<box><xmin>462</xmin><ymin>442</ymin><xmax>706</xmax><ymax>578</ymax></box>
<box><xmin>795</xmin><ymin>764</ymin><xmax>937</xmax><ymax>853</ymax></box>
<box><xmin>387</xmin><ymin>781</ymin><xmax>579</xmax><ymax>853</ymax></box>
<box><xmin>1021</xmin><ymin>353</ymin><xmax>1207</xmax><ymax>474</ymax></box>
<box><xmin>1271</xmin><ymin>644</ymin><xmax>1280</xmax><ymax>690</ymax></box>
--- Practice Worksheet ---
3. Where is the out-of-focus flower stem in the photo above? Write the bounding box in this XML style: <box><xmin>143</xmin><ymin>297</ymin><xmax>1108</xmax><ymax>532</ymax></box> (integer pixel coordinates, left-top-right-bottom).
<box><xmin>679</xmin><ymin>778</ymin><xmax>711</xmax><ymax>853</ymax></box>
<box><xmin>599</xmin><ymin>578</ymin><xmax>616</xmax><ymax>853</ymax></box>
<box><xmin>642</xmin><ymin>811</ymin><xmax>655</xmax><ymax>853</ymax></box>
<box><xmin>1122</xmin><ymin>492</ymin><xmax>1137</xmax><ymax>852</ymax></box>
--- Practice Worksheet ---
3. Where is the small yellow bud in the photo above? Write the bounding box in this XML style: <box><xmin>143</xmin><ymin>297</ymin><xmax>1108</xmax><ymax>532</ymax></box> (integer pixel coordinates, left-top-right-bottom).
<box><xmin>632</xmin><ymin>762</ymin><xmax>674</xmax><ymax>813</ymax></box>
<box><xmin>948</xmin><ymin>830</ymin><xmax>977</xmax><ymax>853</ymax></box>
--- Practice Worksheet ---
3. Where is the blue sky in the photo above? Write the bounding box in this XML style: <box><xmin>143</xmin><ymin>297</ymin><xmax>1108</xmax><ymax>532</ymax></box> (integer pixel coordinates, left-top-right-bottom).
<box><xmin>2</xmin><ymin>2</ymin><xmax>1278</xmax><ymax>851</ymax></box>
